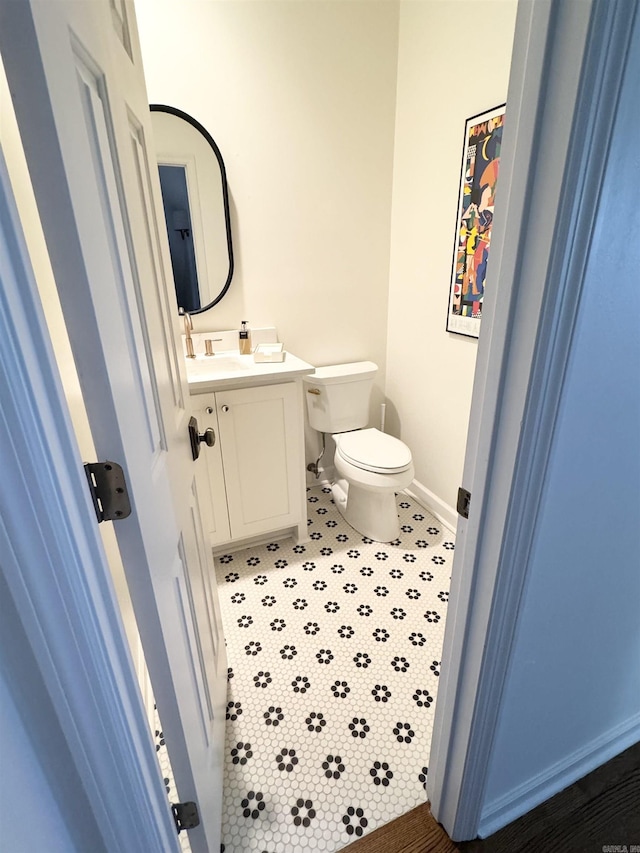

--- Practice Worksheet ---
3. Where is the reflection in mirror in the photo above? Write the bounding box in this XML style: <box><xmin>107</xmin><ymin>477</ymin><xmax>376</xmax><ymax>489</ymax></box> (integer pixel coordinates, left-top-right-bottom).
<box><xmin>158</xmin><ymin>164</ymin><xmax>199</xmax><ymax>310</ymax></box>
<box><xmin>150</xmin><ymin>104</ymin><xmax>234</xmax><ymax>314</ymax></box>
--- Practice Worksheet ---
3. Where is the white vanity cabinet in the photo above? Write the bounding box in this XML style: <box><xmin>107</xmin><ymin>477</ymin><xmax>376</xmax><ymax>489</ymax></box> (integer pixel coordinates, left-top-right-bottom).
<box><xmin>192</xmin><ymin>380</ymin><xmax>308</xmax><ymax>548</ymax></box>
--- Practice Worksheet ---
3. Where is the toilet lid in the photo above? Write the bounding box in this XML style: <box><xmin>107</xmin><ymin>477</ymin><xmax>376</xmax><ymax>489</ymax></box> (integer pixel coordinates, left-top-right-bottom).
<box><xmin>336</xmin><ymin>428</ymin><xmax>412</xmax><ymax>474</ymax></box>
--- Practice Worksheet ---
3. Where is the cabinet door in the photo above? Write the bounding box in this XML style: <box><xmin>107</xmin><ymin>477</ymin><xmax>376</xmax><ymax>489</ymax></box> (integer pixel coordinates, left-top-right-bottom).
<box><xmin>192</xmin><ymin>398</ymin><xmax>231</xmax><ymax>546</ymax></box>
<box><xmin>216</xmin><ymin>382</ymin><xmax>303</xmax><ymax>539</ymax></box>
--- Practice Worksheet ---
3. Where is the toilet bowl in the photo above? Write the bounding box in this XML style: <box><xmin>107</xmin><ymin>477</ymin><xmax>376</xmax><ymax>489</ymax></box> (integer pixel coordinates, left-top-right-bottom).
<box><xmin>303</xmin><ymin>362</ymin><xmax>414</xmax><ymax>543</ymax></box>
<box><xmin>331</xmin><ymin>429</ymin><xmax>414</xmax><ymax>542</ymax></box>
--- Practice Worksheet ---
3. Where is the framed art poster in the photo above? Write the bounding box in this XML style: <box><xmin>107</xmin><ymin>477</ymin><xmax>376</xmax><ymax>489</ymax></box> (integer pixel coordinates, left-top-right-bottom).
<box><xmin>446</xmin><ymin>104</ymin><xmax>506</xmax><ymax>338</ymax></box>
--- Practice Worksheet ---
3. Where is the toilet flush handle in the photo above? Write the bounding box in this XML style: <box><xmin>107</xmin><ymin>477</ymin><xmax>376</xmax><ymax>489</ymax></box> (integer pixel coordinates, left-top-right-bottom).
<box><xmin>307</xmin><ymin>388</ymin><xmax>321</xmax><ymax>395</ymax></box>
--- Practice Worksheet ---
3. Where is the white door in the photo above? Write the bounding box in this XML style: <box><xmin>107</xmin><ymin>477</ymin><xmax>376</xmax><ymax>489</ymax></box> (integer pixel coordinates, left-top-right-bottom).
<box><xmin>0</xmin><ymin>3</ymin><xmax>225</xmax><ymax>851</ymax></box>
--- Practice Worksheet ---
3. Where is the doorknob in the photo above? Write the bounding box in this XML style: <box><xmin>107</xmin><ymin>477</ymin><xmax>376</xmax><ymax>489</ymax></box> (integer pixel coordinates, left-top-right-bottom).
<box><xmin>188</xmin><ymin>416</ymin><xmax>216</xmax><ymax>460</ymax></box>
<box><xmin>201</xmin><ymin>428</ymin><xmax>216</xmax><ymax>446</ymax></box>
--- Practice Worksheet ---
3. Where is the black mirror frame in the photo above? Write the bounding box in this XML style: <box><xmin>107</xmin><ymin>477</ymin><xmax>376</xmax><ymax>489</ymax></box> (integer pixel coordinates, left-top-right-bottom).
<box><xmin>150</xmin><ymin>104</ymin><xmax>234</xmax><ymax>313</ymax></box>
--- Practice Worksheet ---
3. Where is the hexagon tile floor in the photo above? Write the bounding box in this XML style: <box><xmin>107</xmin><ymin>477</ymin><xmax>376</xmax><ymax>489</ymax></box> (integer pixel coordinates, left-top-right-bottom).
<box><xmin>213</xmin><ymin>484</ymin><xmax>454</xmax><ymax>852</ymax></box>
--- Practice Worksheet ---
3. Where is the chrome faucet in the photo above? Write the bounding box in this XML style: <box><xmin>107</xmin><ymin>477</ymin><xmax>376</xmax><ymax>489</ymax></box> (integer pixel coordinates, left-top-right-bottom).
<box><xmin>181</xmin><ymin>309</ymin><xmax>196</xmax><ymax>358</ymax></box>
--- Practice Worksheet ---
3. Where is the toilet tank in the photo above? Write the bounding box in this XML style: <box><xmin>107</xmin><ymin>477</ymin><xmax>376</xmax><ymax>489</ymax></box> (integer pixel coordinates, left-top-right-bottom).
<box><xmin>303</xmin><ymin>361</ymin><xmax>378</xmax><ymax>433</ymax></box>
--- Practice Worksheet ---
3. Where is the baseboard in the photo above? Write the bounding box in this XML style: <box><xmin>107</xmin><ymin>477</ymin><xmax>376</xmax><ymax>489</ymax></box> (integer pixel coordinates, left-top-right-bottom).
<box><xmin>478</xmin><ymin>712</ymin><xmax>640</xmax><ymax>838</ymax></box>
<box><xmin>405</xmin><ymin>479</ymin><xmax>458</xmax><ymax>533</ymax></box>
<box><xmin>212</xmin><ymin>526</ymin><xmax>299</xmax><ymax>556</ymax></box>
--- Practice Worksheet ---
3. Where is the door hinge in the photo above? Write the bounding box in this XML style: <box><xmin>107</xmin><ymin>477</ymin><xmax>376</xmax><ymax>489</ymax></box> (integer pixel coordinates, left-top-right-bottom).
<box><xmin>172</xmin><ymin>801</ymin><xmax>200</xmax><ymax>834</ymax></box>
<box><xmin>457</xmin><ymin>486</ymin><xmax>471</xmax><ymax>519</ymax></box>
<box><xmin>84</xmin><ymin>461</ymin><xmax>132</xmax><ymax>523</ymax></box>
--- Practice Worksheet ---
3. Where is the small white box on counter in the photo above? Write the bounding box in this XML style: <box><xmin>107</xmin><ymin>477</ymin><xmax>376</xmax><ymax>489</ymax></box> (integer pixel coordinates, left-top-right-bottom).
<box><xmin>253</xmin><ymin>342</ymin><xmax>286</xmax><ymax>363</ymax></box>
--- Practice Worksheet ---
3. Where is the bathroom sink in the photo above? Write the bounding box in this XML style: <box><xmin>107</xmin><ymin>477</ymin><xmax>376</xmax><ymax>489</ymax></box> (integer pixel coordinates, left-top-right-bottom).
<box><xmin>189</xmin><ymin>354</ymin><xmax>252</xmax><ymax>373</ymax></box>
<box><xmin>185</xmin><ymin>349</ymin><xmax>315</xmax><ymax>393</ymax></box>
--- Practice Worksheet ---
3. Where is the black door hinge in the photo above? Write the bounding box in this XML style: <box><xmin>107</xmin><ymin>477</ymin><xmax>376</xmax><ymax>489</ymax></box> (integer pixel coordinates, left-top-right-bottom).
<box><xmin>457</xmin><ymin>486</ymin><xmax>471</xmax><ymax>519</ymax></box>
<box><xmin>84</xmin><ymin>461</ymin><xmax>132</xmax><ymax>523</ymax></box>
<box><xmin>172</xmin><ymin>801</ymin><xmax>200</xmax><ymax>834</ymax></box>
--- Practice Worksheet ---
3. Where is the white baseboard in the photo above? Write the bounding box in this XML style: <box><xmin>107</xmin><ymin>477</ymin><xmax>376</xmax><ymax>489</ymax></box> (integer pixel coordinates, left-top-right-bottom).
<box><xmin>212</xmin><ymin>526</ymin><xmax>299</xmax><ymax>556</ymax></box>
<box><xmin>405</xmin><ymin>479</ymin><xmax>458</xmax><ymax>533</ymax></box>
<box><xmin>478</xmin><ymin>712</ymin><xmax>640</xmax><ymax>838</ymax></box>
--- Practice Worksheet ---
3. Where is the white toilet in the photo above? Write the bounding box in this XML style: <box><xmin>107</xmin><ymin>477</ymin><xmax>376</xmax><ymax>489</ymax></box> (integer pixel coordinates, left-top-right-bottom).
<box><xmin>303</xmin><ymin>362</ymin><xmax>414</xmax><ymax>543</ymax></box>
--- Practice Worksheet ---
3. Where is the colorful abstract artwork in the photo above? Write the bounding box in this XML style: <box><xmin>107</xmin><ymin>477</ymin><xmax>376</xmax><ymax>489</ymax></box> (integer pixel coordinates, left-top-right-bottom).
<box><xmin>446</xmin><ymin>104</ymin><xmax>506</xmax><ymax>338</ymax></box>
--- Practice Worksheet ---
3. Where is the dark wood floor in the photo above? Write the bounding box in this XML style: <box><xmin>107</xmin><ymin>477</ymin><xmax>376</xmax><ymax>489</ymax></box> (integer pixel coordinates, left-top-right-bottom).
<box><xmin>343</xmin><ymin>741</ymin><xmax>640</xmax><ymax>853</ymax></box>
<box><xmin>341</xmin><ymin>801</ymin><xmax>457</xmax><ymax>853</ymax></box>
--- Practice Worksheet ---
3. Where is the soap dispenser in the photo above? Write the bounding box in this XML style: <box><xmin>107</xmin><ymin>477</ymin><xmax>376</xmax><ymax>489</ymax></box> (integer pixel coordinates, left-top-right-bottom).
<box><xmin>239</xmin><ymin>320</ymin><xmax>252</xmax><ymax>354</ymax></box>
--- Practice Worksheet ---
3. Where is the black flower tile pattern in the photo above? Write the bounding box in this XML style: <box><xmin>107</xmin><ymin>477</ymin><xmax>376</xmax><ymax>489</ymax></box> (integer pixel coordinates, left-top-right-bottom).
<box><xmin>216</xmin><ymin>486</ymin><xmax>453</xmax><ymax>852</ymax></box>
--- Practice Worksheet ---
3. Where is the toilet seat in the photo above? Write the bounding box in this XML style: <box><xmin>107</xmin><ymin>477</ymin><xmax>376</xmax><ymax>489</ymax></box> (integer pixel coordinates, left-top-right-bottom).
<box><xmin>334</xmin><ymin>428</ymin><xmax>412</xmax><ymax>474</ymax></box>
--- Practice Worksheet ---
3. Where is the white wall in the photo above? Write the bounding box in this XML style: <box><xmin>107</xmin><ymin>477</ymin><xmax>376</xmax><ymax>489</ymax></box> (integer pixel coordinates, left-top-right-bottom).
<box><xmin>136</xmin><ymin>0</ymin><xmax>401</xmax><ymax>478</ymax></box>
<box><xmin>386</xmin><ymin>0</ymin><xmax>517</xmax><ymax>515</ymax></box>
<box><xmin>137</xmin><ymin>0</ymin><xmax>518</xmax><ymax>510</ymax></box>
<box><xmin>136</xmin><ymin>0</ymin><xmax>399</xmax><ymax>384</ymax></box>
<box><xmin>480</xmin><ymin>11</ymin><xmax>640</xmax><ymax>832</ymax></box>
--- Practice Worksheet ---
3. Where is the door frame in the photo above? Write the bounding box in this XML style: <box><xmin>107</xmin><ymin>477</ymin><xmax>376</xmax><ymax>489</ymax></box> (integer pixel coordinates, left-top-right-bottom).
<box><xmin>428</xmin><ymin>0</ymin><xmax>636</xmax><ymax>839</ymax></box>
<box><xmin>0</xmin><ymin>148</ymin><xmax>179</xmax><ymax>849</ymax></box>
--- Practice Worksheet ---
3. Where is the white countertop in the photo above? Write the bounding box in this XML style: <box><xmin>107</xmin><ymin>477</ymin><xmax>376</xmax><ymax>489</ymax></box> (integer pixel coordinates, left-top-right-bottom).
<box><xmin>186</xmin><ymin>350</ymin><xmax>315</xmax><ymax>393</ymax></box>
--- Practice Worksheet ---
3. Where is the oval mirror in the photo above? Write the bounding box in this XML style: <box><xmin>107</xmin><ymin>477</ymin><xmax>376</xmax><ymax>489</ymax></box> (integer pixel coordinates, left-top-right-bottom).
<box><xmin>150</xmin><ymin>104</ymin><xmax>234</xmax><ymax>314</ymax></box>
